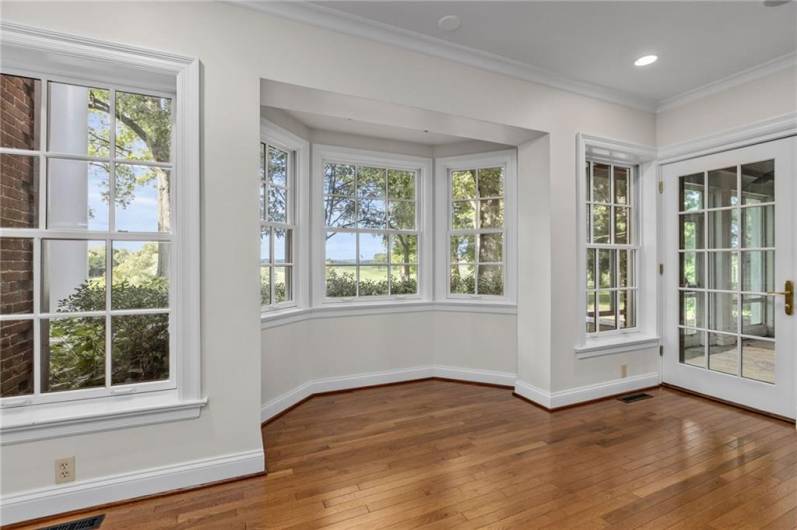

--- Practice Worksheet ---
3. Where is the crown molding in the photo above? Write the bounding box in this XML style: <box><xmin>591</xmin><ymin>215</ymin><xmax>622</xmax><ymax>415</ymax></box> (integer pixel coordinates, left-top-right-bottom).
<box><xmin>236</xmin><ymin>1</ymin><xmax>658</xmax><ymax>113</ymax></box>
<box><xmin>656</xmin><ymin>51</ymin><xmax>797</xmax><ymax>113</ymax></box>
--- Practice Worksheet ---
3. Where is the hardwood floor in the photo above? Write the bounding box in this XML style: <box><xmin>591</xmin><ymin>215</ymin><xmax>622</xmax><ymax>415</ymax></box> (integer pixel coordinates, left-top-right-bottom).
<box><xmin>11</xmin><ymin>380</ymin><xmax>797</xmax><ymax>529</ymax></box>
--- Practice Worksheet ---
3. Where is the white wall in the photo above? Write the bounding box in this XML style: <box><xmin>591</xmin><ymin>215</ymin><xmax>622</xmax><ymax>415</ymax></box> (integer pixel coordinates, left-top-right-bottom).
<box><xmin>2</xmin><ymin>0</ymin><xmax>657</xmax><ymax>504</ymax></box>
<box><xmin>657</xmin><ymin>66</ymin><xmax>797</xmax><ymax>147</ymax></box>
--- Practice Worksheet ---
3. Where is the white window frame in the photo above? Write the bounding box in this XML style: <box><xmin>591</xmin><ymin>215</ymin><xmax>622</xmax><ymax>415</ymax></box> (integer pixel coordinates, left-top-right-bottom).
<box><xmin>312</xmin><ymin>145</ymin><xmax>433</xmax><ymax>307</ymax></box>
<box><xmin>259</xmin><ymin>119</ymin><xmax>309</xmax><ymax>315</ymax></box>
<box><xmin>435</xmin><ymin>150</ymin><xmax>517</xmax><ymax>305</ymax></box>
<box><xmin>575</xmin><ymin>133</ymin><xmax>660</xmax><ymax>358</ymax></box>
<box><xmin>0</xmin><ymin>24</ymin><xmax>202</xmax><ymax>444</ymax></box>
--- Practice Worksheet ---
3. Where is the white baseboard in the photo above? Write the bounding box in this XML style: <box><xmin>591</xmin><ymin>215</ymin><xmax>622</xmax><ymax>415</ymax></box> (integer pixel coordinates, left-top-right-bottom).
<box><xmin>514</xmin><ymin>372</ymin><xmax>660</xmax><ymax>410</ymax></box>
<box><xmin>0</xmin><ymin>449</ymin><xmax>265</xmax><ymax>526</ymax></box>
<box><xmin>261</xmin><ymin>365</ymin><xmax>516</xmax><ymax>423</ymax></box>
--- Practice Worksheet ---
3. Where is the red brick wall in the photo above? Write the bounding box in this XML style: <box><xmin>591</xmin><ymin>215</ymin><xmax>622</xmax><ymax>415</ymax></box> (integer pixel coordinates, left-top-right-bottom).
<box><xmin>1</xmin><ymin>74</ymin><xmax>38</xmax><ymax>397</ymax></box>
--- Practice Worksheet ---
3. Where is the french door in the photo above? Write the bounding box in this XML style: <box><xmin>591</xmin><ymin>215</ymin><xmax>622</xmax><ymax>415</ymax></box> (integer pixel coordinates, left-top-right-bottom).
<box><xmin>661</xmin><ymin>137</ymin><xmax>796</xmax><ymax>419</ymax></box>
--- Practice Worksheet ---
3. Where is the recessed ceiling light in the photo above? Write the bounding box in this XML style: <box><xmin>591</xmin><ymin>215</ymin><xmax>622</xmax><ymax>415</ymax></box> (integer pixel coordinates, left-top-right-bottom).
<box><xmin>634</xmin><ymin>55</ymin><xmax>658</xmax><ymax>67</ymax></box>
<box><xmin>437</xmin><ymin>15</ymin><xmax>461</xmax><ymax>32</ymax></box>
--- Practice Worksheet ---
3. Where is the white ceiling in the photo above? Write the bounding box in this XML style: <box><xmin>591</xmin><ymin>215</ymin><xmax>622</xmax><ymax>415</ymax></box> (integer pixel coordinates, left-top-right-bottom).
<box><xmin>294</xmin><ymin>1</ymin><xmax>797</xmax><ymax>108</ymax></box>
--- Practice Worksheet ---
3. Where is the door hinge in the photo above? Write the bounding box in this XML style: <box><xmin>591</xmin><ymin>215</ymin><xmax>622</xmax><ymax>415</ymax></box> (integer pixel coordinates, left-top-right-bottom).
<box><xmin>659</xmin><ymin>345</ymin><xmax>663</xmax><ymax>357</ymax></box>
<box><xmin>658</xmin><ymin>180</ymin><xmax>664</xmax><ymax>194</ymax></box>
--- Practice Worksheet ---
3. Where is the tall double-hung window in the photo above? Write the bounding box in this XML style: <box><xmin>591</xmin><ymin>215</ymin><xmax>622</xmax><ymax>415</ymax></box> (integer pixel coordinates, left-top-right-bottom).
<box><xmin>0</xmin><ymin>74</ymin><xmax>175</xmax><ymax>400</ymax></box>
<box><xmin>322</xmin><ymin>154</ymin><xmax>420</xmax><ymax>299</ymax></box>
<box><xmin>260</xmin><ymin>143</ymin><xmax>294</xmax><ymax>308</ymax></box>
<box><xmin>585</xmin><ymin>161</ymin><xmax>638</xmax><ymax>334</ymax></box>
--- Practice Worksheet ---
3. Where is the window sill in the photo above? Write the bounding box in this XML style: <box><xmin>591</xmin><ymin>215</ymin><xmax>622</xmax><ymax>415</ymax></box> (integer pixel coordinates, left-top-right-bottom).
<box><xmin>261</xmin><ymin>300</ymin><xmax>517</xmax><ymax>329</ymax></box>
<box><xmin>0</xmin><ymin>392</ymin><xmax>207</xmax><ymax>445</ymax></box>
<box><xmin>574</xmin><ymin>333</ymin><xmax>660</xmax><ymax>359</ymax></box>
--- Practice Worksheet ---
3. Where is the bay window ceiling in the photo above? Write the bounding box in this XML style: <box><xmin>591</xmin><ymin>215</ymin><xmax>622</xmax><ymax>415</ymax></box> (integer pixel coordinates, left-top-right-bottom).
<box><xmin>0</xmin><ymin>37</ymin><xmax>201</xmax><ymax>442</ymax></box>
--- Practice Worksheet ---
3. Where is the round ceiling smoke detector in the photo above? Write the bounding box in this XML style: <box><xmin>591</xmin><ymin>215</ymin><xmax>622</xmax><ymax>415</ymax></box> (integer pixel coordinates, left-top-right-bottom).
<box><xmin>437</xmin><ymin>15</ymin><xmax>461</xmax><ymax>32</ymax></box>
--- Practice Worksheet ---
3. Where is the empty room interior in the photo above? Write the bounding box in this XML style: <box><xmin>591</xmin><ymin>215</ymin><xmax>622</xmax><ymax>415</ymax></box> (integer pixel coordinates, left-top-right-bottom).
<box><xmin>1</xmin><ymin>1</ymin><xmax>797</xmax><ymax>528</ymax></box>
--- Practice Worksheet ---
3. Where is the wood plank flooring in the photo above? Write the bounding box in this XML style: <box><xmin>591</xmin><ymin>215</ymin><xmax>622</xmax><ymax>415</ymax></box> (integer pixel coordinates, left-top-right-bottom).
<box><xmin>11</xmin><ymin>380</ymin><xmax>797</xmax><ymax>529</ymax></box>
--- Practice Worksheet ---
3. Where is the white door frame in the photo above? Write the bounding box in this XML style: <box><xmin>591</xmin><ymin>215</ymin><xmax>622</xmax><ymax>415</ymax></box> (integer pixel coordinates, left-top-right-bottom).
<box><xmin>658</xmin><ymin>135</ymin><xmax>796</xmax><ymax>419</ymax></box>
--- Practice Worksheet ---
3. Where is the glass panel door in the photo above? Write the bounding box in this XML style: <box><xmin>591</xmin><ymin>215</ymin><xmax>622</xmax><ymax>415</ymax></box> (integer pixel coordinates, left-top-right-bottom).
<box><xmin>662</xmin><ymin>137</ymin><xmax>795</xmax><ymax>419</ymax></box>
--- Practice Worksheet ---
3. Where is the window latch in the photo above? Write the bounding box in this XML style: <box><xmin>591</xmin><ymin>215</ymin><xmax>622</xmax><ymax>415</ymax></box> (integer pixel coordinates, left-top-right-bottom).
<box><xmin>111</xmin><ymin>387</ymin><xmax>137</xmax><ymax>396</ymax></box>
<box><xmin>1</xmin><ymin>398</ymin><xmax>32</xmax><ymax>408</ymax></box>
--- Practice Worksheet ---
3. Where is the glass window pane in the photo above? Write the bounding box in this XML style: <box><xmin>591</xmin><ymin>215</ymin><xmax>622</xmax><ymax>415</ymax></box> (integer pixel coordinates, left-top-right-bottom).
<box><xmin>326</xmin><ymin>266</ymin><xmax>356</xmax><ymax>297</ymax></box>
<box><xmin>48</xmin><ymin>83</ymin><xmax>110</xmax><ymax>158</ymax></box>
<box><xmin>42</xmin><ymin>316</ymin><xmax>105</xmax><ymax>393</ymax></box>
<box><xmin>479</xmin><ymin>233</ymin><xmax>503</xmax><ymax>263</ymax></box>
<box><xmin>741</xmin><ymin>250</ymin><xmax>775</xmax><ymax>293</ymax></box>
<box><xmin>268</xmin><ymin>145</ymin><xmax>288</xmax><ymax>188</ymax></box>
<box><xmin>742</xmin><ymin>338</ymin><xmax>775</xmax><ymax>384</ymax></box>
<box><xmin>586</xmin><ymin>292</ymin><xmax>596</xmax><ymax>333</ymax></box>
<box><xmin>42</xmin><ymin>240</ymin><xmax>106</xmax><ymax>313</ymax></box>
<box><xmin>614</xmin><ymin>207</ymin><xmax>629</xmax><ymax>244</ymax></box>
<box><xmin>1</xmin><ymin>74</ymin><xmax>40</xmax><ymax>150</ymax></box>
<box><xmin>324</xmin><ymin>163</ymin><xmax>355</xmax><ymax>196</ymax></box>
<box><xmin>259</xmin><ymin>145</ymin><xmax>266</xmax><ymax>220</ymax></box>
<box><xmin>708</xmin><ymin>292</ymin><xmax>738</xmax><ymax>334</ymax></box>
<box><xmin>742</xmin><ymin>295</ymin><xmax>775</xmax><ymax>339</ymax></box>
<box><xmin>450</xmin><ymin>264</ymin><xmax>475</xmax><ymax>294</ymax></box>
<box><xmin>274</xmin><ymin>228</ymin><xmax>292</xmax><ymax>264</ymax></box>
<box><xmin>111</xmin><ymin>313</ymin><xmax>169</xmax><ymax>384</ymax></box>
<box><xmin>586</xmin><ymin>249</ymin><xmax>596</xmax><ymax>289</ymax></box>
<box><xmin>274</xmin><ymin>266</ymin><xmax>292</xmax><ymax>303</ymax></box>
<box><xmin>0</xmin><ymin>237</ymin><xmax>34</xmax><ymax>314</ymax></box>
<box><xmin>390</xmin><ymin>234</ymin><xmax>418</xmax><ymax>264</ymax></box>
<box><xmin>111</xmin><ymin>241</ymin><xmax>169</xmax><ymax>310</ymax></box>
<box><xmin>325</xmin><ymin>231</ymin><xmax>356</xmax><ymax>265</ymax></box>
<box><xmin>707</xmin><ymin>167</ymin><xmax>738</xmax><ymax>208</ymax></box>
<box><xmin>0</xmin><ymin>319</ymin><xmax>34</xmax><ymax>397</ymax></box>
<box><xmin>260</xmin><ymin>265</ymin><xmax>271</xmax><ymax>306</ymax></box>
<box><xmin>707</xmin><ymin>209</ymin><xmax>739</xmax><ymax>249</ymax></box>
<box><xmin>115</xmin><ymin>165</ymin><xmax>171</xmax><ymax>232</ymax></box>
<box><xmin>477</xmin><ymin>264</ymin><xmax>503</xmax><ymax>296</ymax></box>
<box><xmin>359</xmin><ymin>198</ymin><xmax>386</xmax><ymax>229</ymax></box>
<box><xmin>325</xmin><ymin>197</ymin><xmax>355</xmax><ymax>228</ymax></box>
<box><xmin>585</xmin><ymin>162</ymin><xmax>591</xmax><ymax>202</ymax></box>
<box><xmin>267</xmin><ymin>185</ymin><xmax>287</xmax><ymax>224</ymax></box>
<box><xmin>479</xmin><ymin>199</ymin><xmax>504</xmax><ymax>229</ymax></box>
<box><xmin>388</xmin><ymin>169</ymin><xmax>415</xmax><ymax>200</ymax></box>
<box><xmin>680</xmin><ymin>252</ymin><xmax>705</xmax><ymax>289</ymax></box>
<box><xmin>592</xmin><ymin>205</ymin><xmax>610</xmax><ymax>244</ymax></box>
<box><xmin>452</xmin><ymin>170</ymin><xmax>476</xmax><ymax>199</ymax></box>
<box><xmin>391</xmin><ymin>265</ymin><xmax>417</xmax><ymax>295</ymax></box>
<box><xmin>742</xmin><ymin>205</ymin><xmax>775</xmax><ymax>248</ymax></box>
<box><xmin>478</xmin><ymin>167</ymin><xmax>503</xmax><ymax>197</ymax></box>
<box><xmin>586</xmin><ymin>204</ymin><xmax>591</xmax><ymax>244</ymax></box>
<box><xmin>708</xmin><ymin>332</ymin><xmax>738</xmax><ymax>376</ymax></box>
<box><xmin>115</xmin><ymin>91</ymin><xmax>172</xmax><ymax>163</ymax></box>
<box><xmin>598</xmin><ymin>249</ymin><xmax>615</xmax><ymax>289</ymax></box>
<box><xmin>450</xmin><ymin>235</ymin><xmax>475</xmax><ymax>264</ymax></box>
<box><xmin>680</xmin><ymin>328</ymin><xmax>706</xmax><ymax>368</ymax></box>
<box><xmin>614</xmin><ymin>166</ymin><xmax>629</xmax><ymax>204</ymax></box>
<box><xmin>619</xmin><ymin>290</ymin><xmax>635</xmax><ymax>329</ymax></box>
<box><xmin>1</xmin><ymin>154</ymin><xmax>38</xmax><ymax>228</ymax></box>
<box><xmin>388</xmin><ymin>200</ymin><xmax>415</xmax><ymax>230</ymax></box>
<box><xmin>680</xmin><ymin>290</ymin><xmax>704</xmax><ymax>328</ymax></box>
<box><xmin>47</xmin><ymin>158</ymin><xmax>109</xmax><ymax>231</ymax></box>
<box><xmin>592</xmin><ymin>163</ymin><xmax>610</xmax><ymax>203</ymax></box>
<box><xmin>358</xmin><ymin>265</ymin><xmax>388</xmax><ymax>296</ymax></box>
<box><xmin>679</xmin><ymin>213</ymin><xmax>704</xmax><ymax>250</ymax></box>
<box><xmin>452</xmin><ymin>200</ymin><xmax>476</xmax><ymax>230</ymax></box>
<box><xmin>597</xmin><ymin>291</ymin><xmax>616</xmax><ymax>331</ymax></box>
<box><xmin>618</xmin><ymin>249</ymin><xmax>634</xmax><ymax>288</ymax></box>
<box><xmin>359</xmin><ymin>233</ymin><xmax>387</xmax><ymax>264</ymax></box>
<box><xmin>260</xmin><ymin>227</ymin><xmax>271</xmax><ymax>264</ymax></box>
<box><xmin>357</xmin><ymin>167</ymin><xmax>385</xmax><ymax>199</ymax></box>
<box><xmin>707</xmin><ymin>251</ymin><xmax>738</xmax><ymax>291</ymax></box>
<box><xmin>741</xmin><ymin>160</ymin><xmax>774</xmax><ymax>205</ymax></box>
<box><xmin>680</xmin><ymin>173</ymin><xmax>704</xmax><ymax>212</ymax></box>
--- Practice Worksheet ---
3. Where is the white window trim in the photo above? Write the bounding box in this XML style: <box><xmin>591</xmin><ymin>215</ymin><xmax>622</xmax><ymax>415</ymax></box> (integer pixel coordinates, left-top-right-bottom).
<box><xmin>434</xmin><ymin>150</ymin><xmax>517</xmax><ymax>305</ymax></box>
<box><xmin>312</xmin><ymin>144</ymin><xmax>434</xmax><ymax>307</ymax></box>
<box><xmin>259</xmin><ymin>119</ymin><xmax>310</xmax><ymax>316</ymax></box>
<box><xmin>0</xmin><ymin>23</ymin><xmax>203</xmax><ymax>444</ymax></box>
<box><xmin>575</xmin><ymin>133</ymin><xmax>659</xmax><ymax>358</ymax></box>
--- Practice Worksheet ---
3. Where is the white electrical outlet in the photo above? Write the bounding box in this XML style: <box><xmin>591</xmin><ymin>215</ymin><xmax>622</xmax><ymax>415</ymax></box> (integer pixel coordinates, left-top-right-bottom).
<box><xmin>55</xmin><ymin>456</ymin><xmax>75</xmax><ymax>484</ymax></box>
